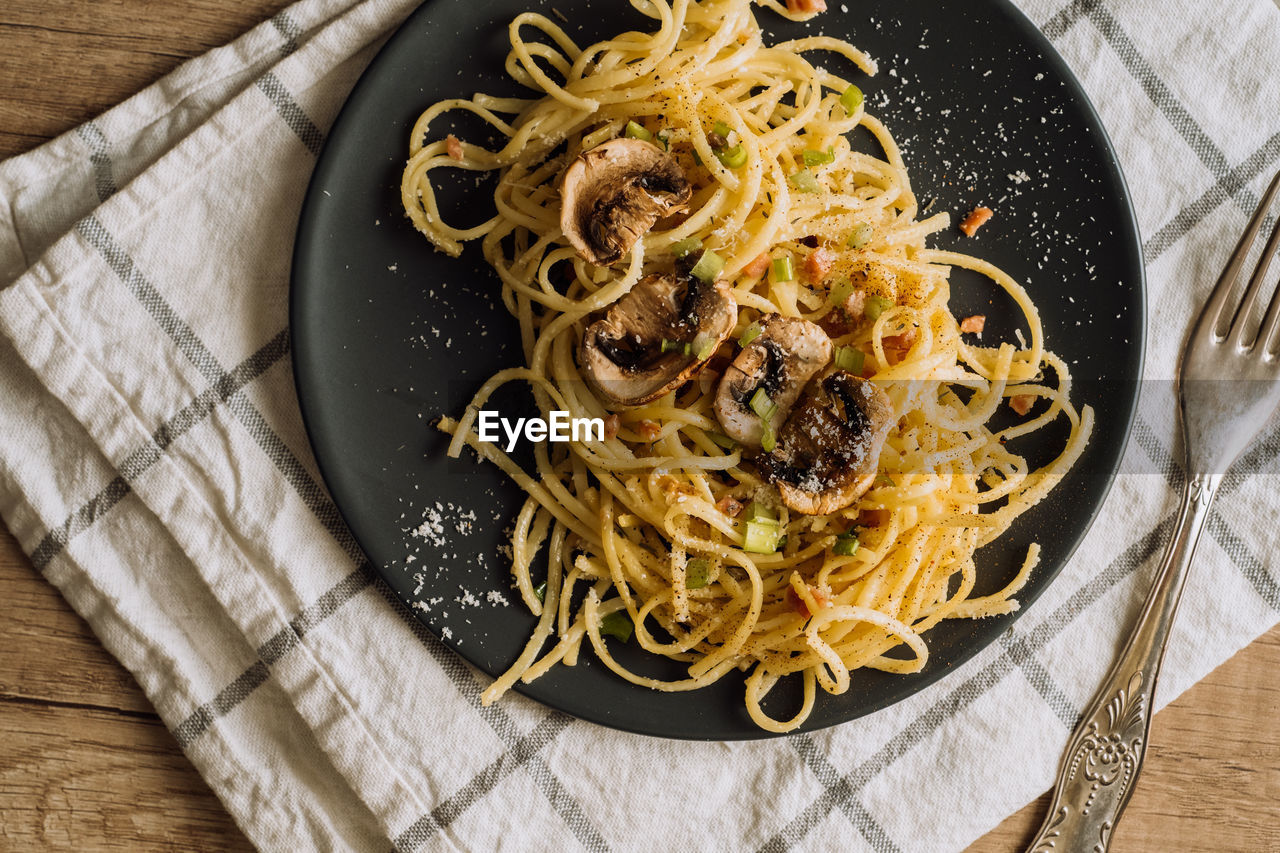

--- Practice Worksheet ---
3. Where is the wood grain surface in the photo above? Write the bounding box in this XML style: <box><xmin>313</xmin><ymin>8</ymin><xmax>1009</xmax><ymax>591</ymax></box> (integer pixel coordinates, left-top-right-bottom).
<box><xmin>0</xmin><ymin>2</ymin><xmax>1277</xmax><ymax>851</ymax></box>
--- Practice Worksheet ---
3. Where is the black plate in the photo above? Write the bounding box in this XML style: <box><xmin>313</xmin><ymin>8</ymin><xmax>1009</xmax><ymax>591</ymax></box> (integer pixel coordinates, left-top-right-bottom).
<box><xmin>291</xmin><ymin>0</ymin><xmax>1145</xmax><ymax>739</ymax></box>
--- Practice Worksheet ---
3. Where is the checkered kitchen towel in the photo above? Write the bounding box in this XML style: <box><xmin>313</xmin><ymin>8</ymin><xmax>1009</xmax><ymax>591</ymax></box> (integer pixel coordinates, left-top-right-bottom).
<box><xmin>1</xmin><ymin>0</ymin><xmax>1278</xmax><ymax>849</ymax></box>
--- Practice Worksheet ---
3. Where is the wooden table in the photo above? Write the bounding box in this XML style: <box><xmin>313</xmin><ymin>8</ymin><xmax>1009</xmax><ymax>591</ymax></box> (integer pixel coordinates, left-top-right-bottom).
<box><xmin>0</xmin><ymin>2</ymin><xmax>1277</xmax><ymax>850</ymax></box>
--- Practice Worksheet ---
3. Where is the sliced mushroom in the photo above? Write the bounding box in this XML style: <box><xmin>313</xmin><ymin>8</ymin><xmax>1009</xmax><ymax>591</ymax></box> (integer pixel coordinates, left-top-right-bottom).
<box><xmin>714</xmin><ymin>315</ymin><xmax>832</xmax><ymax>448</ymax></box>
<box><xmin>580</xmin><ymin>271</ymin><xmax>737</xmax><ymax>406</ymax></box>
<box><xmin>560</xmin><ymin>138</ymin><xmax>692</xmax><ymax>266</ymax></box>
<box><xmin>757</xmin><ymin>371</ymin><xmax>894</xmax><ymax>515</ymax></box>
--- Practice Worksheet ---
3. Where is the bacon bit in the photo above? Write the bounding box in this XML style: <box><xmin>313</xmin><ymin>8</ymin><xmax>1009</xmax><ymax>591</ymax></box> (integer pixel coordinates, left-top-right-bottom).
<box><xmin>959</xmin><ymin>315</ymin><xmax>986</xmax><ymax>334</ymax></box>
<box><xmin>658</xmin><ymin>475</ymin><xmax>697</xmax><ymax>500</ymax></box>
<box><xmin>820</xmin><ymin>290</ymin><xmax>867</xmax><ymax>336</ymax></box>
<box><xmin>1009</xmin><ymin>394</ymin><xmax>1036</xmax><ymax>416</ymax></box>
<box><xmin>804</xmin><ymin>247</ymin><xmax>835</xmax><ymax>283</ymax></box>
<box><xmin>787</xmin><ymin>585</ymin><xmax>830</xmax><ymax>619</ymax></box>
<box><xmin>715</xmin><ymin>496</ymin><xmax>745</xmax><ymax>518</ymax></box>
<box><xmin>959</xmin><ymin>206</ymin><xmax>994</xmax><ymax>237</ymax></box>
<box><xmin>742</xmin><ymin>252</ymin><xmax>771</xmax><ymax>279</ymax></box>
<box><xmin>785</xmin><ymin>0</ymin><xmax>828</xmax><ymax>13</ymax></box>
<box><xmin>887</xmin><ymin>327</ymin><xmax>918</xmax><ymax>348</ymax></box>
<box><xmin>637</xmin><ymin>419</ymin><xmax>662</xmax><ymax>442</ymax></box>
<box><xmin>445</xmin><ymin>134</ymin><xmax>464</xmax><ymax>161</ymax></box>
<box><xmin>841</xmin><ymin>290</ymin><xmax>866</xmax><ymax>324</ymax></box>
<box><xmin>883</xmin><ymin>327</ymin><xmax>918</xmax><ymax>364</ymax></box>
<box><xmin>603</xmin><ymin>413</ymin><xmax>620</xmax><ymax>440</ymax></box>
<box><xmin>858</xmin><ymin>508</ymin><xmax>890</xmax><ymax>527</ymax></box>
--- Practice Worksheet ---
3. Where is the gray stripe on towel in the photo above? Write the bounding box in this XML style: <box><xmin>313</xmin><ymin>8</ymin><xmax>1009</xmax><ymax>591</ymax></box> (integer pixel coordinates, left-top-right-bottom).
<box><xmin>1077</xmin><ymin>0</ymin><xmax>1268</xmax><ymax>268</ymax></box>
<box><xmin>1131</xmin><ymin>415</ymin><xmax>1280</xmax><ymax>610</ymax></box>
<box><xmin>391</xmin><ymin>715</ymin><xmax>573</xmax><ymax>853</ymax></box>
<box><xmin>1083</xmin><ymin>1</ymin><xmax>1233</xmax><ymax>186</ymax></box>
<box><xmin>30</xmin><ymin>329</ymin><xmax>290</xmax><ymax>570</ymax></box>
<box><xmin>255</xmin><ymin>72</ymin><xmax>324</xmax><ymax>156</ymax></box>
<box><xmin>174</xmin><ymin>565</ymin><xmax>374</xmax><ymax>745</ymax></box>
<box><xmin>255</xmin><ymin>567</ymin><xmax>376</xmax><ymax>666</ymax></box>
<box><xmin>173</xmin><ymin>661</ymin><xmax>270</xmax><ymax>747</ymax></box>
<box><xmin>75</xmin><ymin>121</ymin><xmax>118</xmax><ymax>203</ymax></box>
<box><xmin>383</xmin><ymin>578</ymin><xmax>611</xmax><ymax>853</ymax></box>
<box><xmin>270</xmin><ymin>11</ymin><xmax>303</xmax><ymax>57</ymax></box>
<box><xmin>1001</xmin><ymin>633</ymin><xmax>1080</xmax><ymax>729</ymax></box>
<box><xmin>75</xmin><ymin>215</ymin><xmax>227</xmax><ymax>381</ymax></box>
<box><xmin>1040</xmin><ymin>0</ymin><xmax>1091</xmax><ymax>41</ymax></box>
<box><xmin>172</xmin><ymin>566</ymin><xmax>609</xmax><ymax>851</ymax></box>
<box><xmin>1143</xmin><ymin>132</ymin><xmax>1280</xmax><ymax>264</ymax></box>
<box><xmin>779</xmin><ymin>736</ymin><xmax>903</xmax><ymax>853</ymax></box>
<box><xmin>74</xmin><ymin>214</ymin><xmax>363</xmax><ymax>563</ymax></box>
<box><xmin>1206</xmin><ymin>514</ymin><xmax>1280</xmax><ymax>611</ymax></box>
<box><xmin>1045</xmin><ymin>3</ymin><xmax>1280</xmax><ymax>268</ymax></box>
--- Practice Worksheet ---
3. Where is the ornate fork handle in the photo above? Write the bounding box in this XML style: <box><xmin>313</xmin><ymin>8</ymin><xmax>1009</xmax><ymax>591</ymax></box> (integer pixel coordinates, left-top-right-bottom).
<box><xmin>1027</xmin><ymin>472</ymin><xmax>1219</xmax><ymax>853</ymax></box>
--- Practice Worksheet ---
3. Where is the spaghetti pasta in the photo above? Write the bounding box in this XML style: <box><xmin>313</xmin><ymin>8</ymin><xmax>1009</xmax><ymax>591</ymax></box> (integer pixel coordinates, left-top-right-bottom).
<box><xmin>401</xmin><ymin>0</ymin><xmax>1092</xmax><ymax>732</ymax></box>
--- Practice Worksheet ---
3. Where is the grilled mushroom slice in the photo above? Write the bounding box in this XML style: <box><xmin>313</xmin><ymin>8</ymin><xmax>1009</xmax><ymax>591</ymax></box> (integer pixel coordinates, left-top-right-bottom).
<box><xmin>560</xmin><ymin>138</ymin><xmax>692</xmax><ymax>266</ymax></box>
<box><xmin>580</xmin><ymin>271</ymin><xmax>736</xmax><ymax>406</ymax></box>
<box><xmin>714</xmin><ymin>315</ymin><xmax>833</xmax><ymax>448</ymax></box>
<box><xmin>757</xmin><ymin>371</ymin><xmax>894</xmax><ymax>515</ymax></box>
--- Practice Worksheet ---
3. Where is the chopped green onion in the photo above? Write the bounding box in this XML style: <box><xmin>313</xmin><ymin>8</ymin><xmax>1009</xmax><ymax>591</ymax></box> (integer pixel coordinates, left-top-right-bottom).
<box><xmin>714</xmin><ymin>144</ymin><xmax>747</xmax><ymax>169</ymax></box>
<box><xmin>670</xmin><ymin>236</ymin><xmax>703</xmax><ymax>258</ymax></box>
<box><xmin>789</xmin><ymin>168</ymin><xmax>821</xmax><ymax>193</ymax></box>
<box><xmin>686</xmin><ymin>558</ymin><xmax>711</xmax><ymax>589</ymax></box>
<box><xmin>833</xmin><ymin>533</ymin><xmax>859</xmax><ymax>557</ymax></box>
<box><xmin>847</xmin><ymin>222</ymin><xmax>874</xmax><ymax>249</ymax></box>
<box><xmin>693</xmin><ymin>333</ymin><xmax>717</xmax><ymax>361</ymax></box>
<box><xmin>692</xmin><ymin>149</ymin><xmax>703</xmax><ymax>166</ymax></box>
<box><xmin>534</xmin><ymin>581</ymin><xmax>547</xmax><ymax>602</ymax></box>
<box><xmin>802</xmin><ymin>147</ymin><xmax>835</xmax><ymax>167</ymax></box>
<box><xmin>656</xmin><ymin>130</ymin><xmax>671</xmax><ymax>151</ymax></box>
<box><xmin>707</xmin><ymin>431</ymin><xmax>738</xmax><ymax>451</ymax></box>
<box><xmin>600</xmin><ymin>610</ymin><xmax>634</xmax><ymax>642</ymax></box>
<box><xmin>746</xmin><ymin>500</ymin><xmax>777</xmax><ymax>522</ymax></box>
<box><xmin>876</xmin><ymin>472</ymin><xmax>897</xmax><ymax>487</ymax></box>
<box><xmin>834</xmin><ymin>345</ymin><xmax>865</xmax><ymax>374</ymax></box>
<box><xmin>865</xmin><ymin>294</ymin><xmax>893</xmax><ymax>321</ymax></box>
<box><xmin>772</xmin><ymin>256</ymin><xmax>795</xmax><ymax>282</ymax></box>
<box><xmin>624</xmin><ymin>120</ymin><xmax>653</xmax><ymax>142</ymax></box>
<box><xmin>749</xmin><ymin>388</ymin><xmax>778</xmax><ymax>421</ymax></box>
<box><xmin>689</xmin><ymin>249</ymin><xmax>725</xmax><ymax>282</ymax></box>
<box><xmin>743</xmin><ymin>518</ymin><xmax>782</xmax><ymax>553</ymax></box>
<box><xmin>840</xmin><ymin>84</ymin><xmax>864</xmax><ymax>114</ymax></box>
<box><xmin>760</xmin><ymin>417</ymin><xmax>777</xmax><ymax>452</ymax></box>
<box><xmin>712</xmin><ymin>120</ymin><xmax>733</xmax><ymax>139</ymax></box>
<box><xmin>661</xmin><ymin>338</ymin><xmax>690</xmax><ymax>354</ymax></box>
<box><xmin>828</xmin><ymin>278</ymin><xmax>855</xmax><ymax>306</ymax></box>
<box><xmin>739</xmin><ymin>321</ymin><xmax>763</xmax><ymax>347</ymax></box>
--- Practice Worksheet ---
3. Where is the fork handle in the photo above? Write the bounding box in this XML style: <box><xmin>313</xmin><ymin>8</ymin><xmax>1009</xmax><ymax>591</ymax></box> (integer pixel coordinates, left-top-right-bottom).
<box><xmin>1025</xmin><ymin>472</ymin><xmax>1219</xmax><ymax>853</ymax></box>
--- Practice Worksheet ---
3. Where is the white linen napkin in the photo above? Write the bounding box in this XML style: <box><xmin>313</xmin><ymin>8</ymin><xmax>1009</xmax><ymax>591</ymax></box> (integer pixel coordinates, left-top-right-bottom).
<box><xmin>1</xmin><ymin>0</ymin><xmax>1278</xmax><ymax>850</ymax></box>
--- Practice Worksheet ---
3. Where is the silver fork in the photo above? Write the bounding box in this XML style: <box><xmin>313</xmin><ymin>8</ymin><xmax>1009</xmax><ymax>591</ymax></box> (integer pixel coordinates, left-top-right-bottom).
<box><xmin>1026</xmin><ymin>170</ymin><xmax>1280</xmax><ymax>853</ymax></box>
